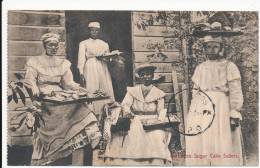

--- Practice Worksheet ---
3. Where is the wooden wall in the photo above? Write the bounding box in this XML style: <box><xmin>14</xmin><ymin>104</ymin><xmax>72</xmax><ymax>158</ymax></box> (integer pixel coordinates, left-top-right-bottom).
<box><xmin>131</xmin><ymin>11</ymin><xmax>185</xmax><ymax>109</ymax></box>
<box><xmin>8</xmin><ymin>10</ymin><xmax>67</xmax><ymax>146</ymax></box>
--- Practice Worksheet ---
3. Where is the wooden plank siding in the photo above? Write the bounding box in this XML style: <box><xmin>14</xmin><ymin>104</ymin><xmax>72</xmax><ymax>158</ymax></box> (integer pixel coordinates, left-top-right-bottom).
<box><xmin>133</xmin><ymin>36</ymin><xmax>181</xmax><ymax>51</ymax></box>
<box><xmin>133</xmin><ymin>25</ymin><xmax>180</xmax><ymax>37</ymax></box>
<box><xmin>134</xmin><ymin>51</ymin><xmax>180</xmax><ymax>63</ymax></box>
<box><xmin>8</xmin><ymin>10</ymin><xmax>65</xmax><ymax>27</ymax></box>
<box><xmin>132</xmin><ymin>11</ymin><xmax>180</xmax><ymax>27</ymax></box>
<box><xmin>8</xmin><ymin>41</ymin><xmax>66</xmax><ymax>56</ymax></box>
<box><xmin>8</xmin><ymin>25</ymin><xmax>66</xmax><ymax>41</ymax></box>
<box><xmin>132</xmin><ymin>11</ymin><xmax>184</xmax><ymax>107</ymax></box>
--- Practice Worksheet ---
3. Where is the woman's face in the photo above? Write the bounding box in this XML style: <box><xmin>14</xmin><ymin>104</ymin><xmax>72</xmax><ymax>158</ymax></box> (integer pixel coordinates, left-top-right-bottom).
<box><xmin>45</xmin><ymin>41</ymin><xmax>59</xmax><ymax>56</ymax></box>
<box><xmin>139</xmin><ymin>69</ymin><xmax>154</xmax><ymax>85</ymax></box>
<box><xmin>203</xmin><ymin>41</ymin><xmax>222</xmax><ymax>60</ymax></box>
<box><xmin>89</xmin><ymin>27</ymin><xmax>100</xmax><ymax>39</ymax></box>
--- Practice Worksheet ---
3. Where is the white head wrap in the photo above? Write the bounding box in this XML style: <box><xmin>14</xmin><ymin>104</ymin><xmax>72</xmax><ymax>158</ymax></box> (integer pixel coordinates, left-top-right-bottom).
<box><xmin>88</xmin><ymin>22</ymin><xmax>100</xmax><ymax>28</ymax></box>
<box><xmin>41</xmin><ymin>33</ymin><xmax>60</xmax><ymax>44</ymax></box>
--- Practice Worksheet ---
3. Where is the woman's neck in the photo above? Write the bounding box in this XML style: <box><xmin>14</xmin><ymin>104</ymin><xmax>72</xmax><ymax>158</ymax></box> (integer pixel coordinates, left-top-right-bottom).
<box><xmin>208</xmin><ymin>58</ymin><xmax>226</xmax><ymax>62</ymax></box>
<box><xmin>142</xmin><ymin>83</ymin><xmax>152</xmax><ymax>87</ymax></box>
<box><xmin>90</xmin><ymin>37</ymin><xmax>98</xmax><ymax>40</ymax></box>
<box><xmin>141</xmin><ymin>84</ymin><xmax>153</xmax><ymax>98</ymax></box>
<box><xmin>44</xmin><ymin>53</ymin><xmax>55</xmax><ymax>58</ymax></box>
<box><xmin>42</xmin><ymin>54</ymin><xmax>61</xmax><ymax>67</ymax></box>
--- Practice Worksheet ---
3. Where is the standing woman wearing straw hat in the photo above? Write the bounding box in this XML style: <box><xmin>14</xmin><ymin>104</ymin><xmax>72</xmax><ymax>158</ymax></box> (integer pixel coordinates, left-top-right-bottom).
<box><xmin>185</xmin><ymin>22</ymin><xmax>244</xmax><ymax>166</ymax></box>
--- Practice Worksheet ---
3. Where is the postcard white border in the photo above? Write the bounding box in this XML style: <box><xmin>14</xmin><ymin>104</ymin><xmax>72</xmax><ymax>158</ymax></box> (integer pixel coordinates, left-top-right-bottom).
<box><xmin>2</xmin><ymin>0</ymin><xmax>260</xmax><ymax>168</ymax></box>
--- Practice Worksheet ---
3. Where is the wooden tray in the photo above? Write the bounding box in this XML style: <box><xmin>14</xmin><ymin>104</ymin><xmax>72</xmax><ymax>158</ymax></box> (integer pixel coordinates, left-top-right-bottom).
<box><xmin>97</xmin><ymin>51</ymin><xmax>123</xmax><ymax>59</ymax></box>
<box><xmin>42</xmin><ymin>96</ymin><xmax>110</xmax><ymax>105</ymax></box>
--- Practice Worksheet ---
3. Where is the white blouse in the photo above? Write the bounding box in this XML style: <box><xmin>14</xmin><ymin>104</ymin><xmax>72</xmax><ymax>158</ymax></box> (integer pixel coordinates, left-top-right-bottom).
<box><xmin>77</xmin><ymin>38</ymin><xmax>109</xmax><ymax>74</ymax></box>
<box><xmin>121</xmin><ymin>85</ymin><xmax>167</xmax><ymax>121</ymax></box>
<box><xmin>192</xmin><ymin>59</ymin><xmax>244</xmax><ymax>120</ymax></box>
<box><xmin>24</xmin><ymin>55</ymin><xmax>79</xmax><ymax>95</ymax></box>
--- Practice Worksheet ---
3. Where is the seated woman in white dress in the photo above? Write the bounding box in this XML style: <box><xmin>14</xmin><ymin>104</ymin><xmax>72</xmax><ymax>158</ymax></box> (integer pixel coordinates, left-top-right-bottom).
<box><xmin>24</xmin><ymin>33</ymin><xmax>101</xmax><ymax>165</ymax></box>
<box><xmin>102</xmin><ymin>63</ymin><xmax>172</xmax><ymax>166</ymax></box>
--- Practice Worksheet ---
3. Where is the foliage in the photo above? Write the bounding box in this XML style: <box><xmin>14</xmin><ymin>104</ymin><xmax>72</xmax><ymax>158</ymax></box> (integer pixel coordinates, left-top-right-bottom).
<box><xmin>8</xmin><ymin>73</ymin><xmax>34</xmax><ymax>105</ymax></box>
<box><xmin>9</xmin><ymin>104</ymin><xmax>45</xmax><ymax>135</ymax></box>
<box><xmin>8</xmin><ymin>73</ymin><xmax>44</xmax><ymax>133</ymax></box>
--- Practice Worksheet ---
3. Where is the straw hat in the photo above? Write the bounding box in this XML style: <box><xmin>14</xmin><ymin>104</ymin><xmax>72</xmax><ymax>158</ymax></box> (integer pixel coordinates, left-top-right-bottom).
<box><xmin>203</xmin><ymin>35</ymin><xmax>223</xmax><ymax>44</ymax></box>
<box><xmin>135</xmin><ymin>63</ymin><xmax>156</xmax><ymax>75</ymax></box>
<box><xmin>192</xmin><ymin>12</ymin><xmax>243</xmax><ymax>38</ymax></box>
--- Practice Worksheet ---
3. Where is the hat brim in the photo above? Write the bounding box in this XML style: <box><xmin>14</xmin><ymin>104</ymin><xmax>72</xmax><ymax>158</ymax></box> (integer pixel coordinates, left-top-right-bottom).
<box><xmin>192</xmin><ymin>30</ymin><xmax>243</xmax><ymax>38</ymax></box>
<box><xmin>135</xmin><ymin>66</ymin><xmax>156</xmax><ymax>75</ymax></box>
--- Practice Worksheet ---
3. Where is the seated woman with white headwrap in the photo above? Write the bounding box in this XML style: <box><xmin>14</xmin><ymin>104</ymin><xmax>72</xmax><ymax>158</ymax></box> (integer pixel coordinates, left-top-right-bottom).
<box><xmin>24</xmin><ymin>33</ymin><xmax>101</xmax><ymax>165</ymax></box>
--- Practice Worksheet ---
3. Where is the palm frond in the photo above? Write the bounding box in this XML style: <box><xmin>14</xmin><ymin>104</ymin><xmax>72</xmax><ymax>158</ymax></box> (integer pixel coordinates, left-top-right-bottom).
<box><xmin>12</xmin><ymin>88</ymin><xmax>18</xmax><ymax>103</ymax></box>
<box><xmin>8</xmin><ymin>95</ymin><xmax>12</xmax><ymax>103</ymax></box>
<box><xmin>14</xmin><ymin>73</ymin><xmax>24</xmax><ymax>80</ymax></box>
<box><xmin>16</xmin><ymin>86</ymin><xmax>26</xmax><ymax>105</ymax></box>
<box><xmin>24</xmin><ymin>85</ymin><xmax>34</xmax><ymax>101</ymax></box>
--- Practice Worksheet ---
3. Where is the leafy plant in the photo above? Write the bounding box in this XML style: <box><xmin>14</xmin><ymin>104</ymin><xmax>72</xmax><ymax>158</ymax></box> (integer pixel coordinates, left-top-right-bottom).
<box><xmin>8</xmin><ymin>73</ymin><xmax>44</xmax><ymax>133</ymax></box>
<box><xmin>8</xmin><ymin>73</ymin><xmax>34</xmax><ymax>105</ymax></box>
<box><xmin>9</xmin><ymin>104</ymin><xmax>45</xmax><ymax>135</ymax></box>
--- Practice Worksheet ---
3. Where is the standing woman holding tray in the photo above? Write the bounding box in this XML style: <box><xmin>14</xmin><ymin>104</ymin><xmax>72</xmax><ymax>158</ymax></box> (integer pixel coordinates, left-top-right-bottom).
<box><xmin>77</xmin><ymin>21</ymin><xmax>116</xmax><ymax>165</ymax></box>
<box><xmin>77</xmin><ymin>22</ymin><xmax>115</xmax><ymax>112</ymax></box>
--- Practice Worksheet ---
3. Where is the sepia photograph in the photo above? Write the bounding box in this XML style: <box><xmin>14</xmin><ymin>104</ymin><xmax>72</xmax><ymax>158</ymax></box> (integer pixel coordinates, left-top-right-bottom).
<box><xmin>3</xmin><ymin>2</ymin><xmax>259</xmax><ymax>166</ymax></box>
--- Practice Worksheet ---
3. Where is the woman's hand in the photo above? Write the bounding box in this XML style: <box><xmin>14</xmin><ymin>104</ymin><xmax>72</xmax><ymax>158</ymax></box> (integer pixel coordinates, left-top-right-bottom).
<box><xmin>32</xmin><ymin>87</ymin><xmax>40</xmax><ymax>97</ymax></box>
<box><xmin>124</xmin><ymin>112</ymin><xmax>135</xmax><ymax>119</ymax></box>
<box><xmin>98</xmin><ymin>56</ymin><xmax>111</xmax><ymax>63</ymax></box>
<box><xmin>23</xmin><ymin>80</ymin><xmax>40</xmax><ymax>97</ymax></box>
<box><xmin>230</xmin><ymin>117</ymin><xmax>240</xmax><ymax>131</ymax></box>
<box><xmin>79</xmin><ymin>74</ymin><xmax>86</xmax><ymax>88</ymax></box>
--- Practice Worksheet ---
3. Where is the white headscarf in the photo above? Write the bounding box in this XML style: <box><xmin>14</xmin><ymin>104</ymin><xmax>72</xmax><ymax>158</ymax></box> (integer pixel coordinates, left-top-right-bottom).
<box><xmin>41</xmin><ymin>33</ymin><xmax>61</xmax><ymax>44</ymax></box>
<box><xmin>88</xmin><ymin>22</ymin><xmax>100</xmax><ymax>28</ymax></box>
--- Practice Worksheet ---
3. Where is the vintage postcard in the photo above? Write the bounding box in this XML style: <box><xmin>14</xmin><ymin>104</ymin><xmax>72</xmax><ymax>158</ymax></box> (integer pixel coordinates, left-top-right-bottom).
<box><xmin>2</xmin><ymin>0</ymin><xmax>259</xmax><ymax>166</ymax></box>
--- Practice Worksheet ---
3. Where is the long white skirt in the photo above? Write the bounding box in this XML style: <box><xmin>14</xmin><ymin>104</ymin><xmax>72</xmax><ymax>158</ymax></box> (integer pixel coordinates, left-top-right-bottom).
<box><xmin>83</xmin><ymin>57</ymin><xmax>114</xmax><ymax>116</ymax></box>
<box><xmin>103</xmin><ymin>115</ymin><xmax>172</xmax><ymax>166</ymax></box>
<box><xmin>185</xmin><ymin>91</ymin><xmax>243</xmax><ymax>166</ymax></box>
<box><xmin>83</xmin><ymin>57</ymin><xmax>114</xmax><ymax>99</ymax></box>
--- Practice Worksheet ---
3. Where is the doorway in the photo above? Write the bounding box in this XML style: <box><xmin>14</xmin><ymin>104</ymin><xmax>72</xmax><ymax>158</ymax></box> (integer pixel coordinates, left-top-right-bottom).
<box><xmin>65</xmin><ymin>11</ymin><xmax>133</xmax><ymax>101</ymax></box>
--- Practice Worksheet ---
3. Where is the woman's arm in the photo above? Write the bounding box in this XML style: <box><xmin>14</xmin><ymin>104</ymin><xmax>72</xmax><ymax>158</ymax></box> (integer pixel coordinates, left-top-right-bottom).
<box><xmin>104</xmin><ymin>42</ymin><xmax>110</xmax><ymax>54</ymax></box>
<box><xmin>77</xmin><ymin>42</ymin><xmax>86</xmax><ymax>75</ymax></box>
<box><xmin>121</xmin><ymin>92</ymin><xmax>134</xmax><ymax>116</ymax></box>
<box><xmin>61</xmin><ymin>69</ymin><xmax>80</xmax><ymax>90</ymax></box>
<box><xmin>227</xmin><ymin>62</ymin><xmax>244</xmax><ymax>120</ymax></box>
<box><xmin>228</xmin><ymin>79</ymin><xmax>243</xmax><ymax>120</ymax></box>
<box><xmin>157</xmin><ymin>98</ymin><xmax>167</xmax><ymax>121</ymax></box>
<box><xmin>24</xmin><ymin>66</ymin><xmax>39</xmax><ymax>96</ymax></box>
